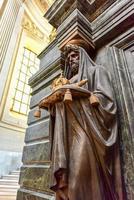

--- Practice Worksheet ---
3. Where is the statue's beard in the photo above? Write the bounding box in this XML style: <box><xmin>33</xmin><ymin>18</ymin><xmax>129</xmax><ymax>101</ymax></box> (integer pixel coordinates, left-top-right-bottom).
<box><xmin>65</xmin><ymin>62</ymin><xmax>79</xmax><ymax>79</ymax></box>
<box><xmin>70</xmin><ymin>63</ymin><xmax>79</xmax><ymax>76</ymax></box>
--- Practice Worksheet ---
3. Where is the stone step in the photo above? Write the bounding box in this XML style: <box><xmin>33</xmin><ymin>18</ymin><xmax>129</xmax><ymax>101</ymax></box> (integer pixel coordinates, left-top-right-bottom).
<box><xmin>0</xmin><ymin>197</ymin><xmax>16</xmax><ymax>200</ymax></box>
<box><xmin>10</xmin><ymin>171</ymin><xmax>20</xmax><ymax>175</ymax></box>
<box><xmin>0</xmin><ymin>185</ymin><xmax>19</xmax><ymax>189</ymax></box>
<box><xmin>0</xmin><ymin>191</ymin><xmax>17</xmax><ymax>195</ymax></box>
<box><xmin>0</xmin><ymin>179</ymin><xmax>18</xmax><ymax>185</ymax></box>
<box><xmin>0</xmin><ymin>188</ymin><xmax>17</xmax><ymax>192</ymax></box>
<box><xmin>2</xmin><ymin>174</ymin><xmax>19</xmax><ymax>180</ymax></box>
<box><xmin>0</xmin><ymin>169</ymin><xmax>20</xmax><ymax>200</ymax></box>
<box><xmin>0</xmin><ymin>191</ymin><xmax>16</xmax><ymax>200</ymax></box>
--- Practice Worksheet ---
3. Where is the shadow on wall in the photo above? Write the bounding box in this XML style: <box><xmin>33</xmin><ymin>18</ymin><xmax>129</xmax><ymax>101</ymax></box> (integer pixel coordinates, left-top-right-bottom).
<box><xmin>0</xmin><ymin>151</ymin><xmax>22</xmax><ymax>177</ymax></box>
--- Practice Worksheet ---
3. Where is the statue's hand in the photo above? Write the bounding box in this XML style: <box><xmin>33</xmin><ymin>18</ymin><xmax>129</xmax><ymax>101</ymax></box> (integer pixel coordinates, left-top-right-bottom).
<box><xmin>89</xmin><ymin>94</ymin><xmax>99</xmax><ymax>106</ymax></box>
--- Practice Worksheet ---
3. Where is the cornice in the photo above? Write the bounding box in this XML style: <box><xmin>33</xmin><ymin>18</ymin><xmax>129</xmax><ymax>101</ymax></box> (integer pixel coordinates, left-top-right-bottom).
<box><xmin>29</xmin><ymin>57</ymin><xmax>62</xmax><ymax>88</ymax></box>
<box><xmin>22</xmin><ymin>14</ymin><xmax>45</xmax><ymax>41</ymax></box>
<box><xmin>108</xmin><ymin>27</ymin><xmax>134</xmax><ymax>49</ymax></box>
<box><xmin>92</xmin><ymin>0</ymin><xmax>134</xmax><ymax>41</ymax></box>
<box><xmin>38</xmin><ymin>38</ymin><xmax>58</xmax><ymax>59</ymax></box>
<box><xmin>44</xmin><ymin>0</ymin><xmax>69</xmax><ymax>27</ymax></box>
<box><xmin>57</xmin><ymin>9</ymin><xmax>92</xmax><ymax>37</ymax></box>
<box><xmin>23</xmin><ymin>0</ymin><xmax>52</xmax><ymax>37</ymax></box>
<box><xmin>57</xmin><ymin>9</ymin><xmax>94</xmax><ymax>50</ymax></box>
<box><xmin>44</xmin><ymin>0</ymin><xmax>118</xmax><ymax>28</ymax></box>
<box><xmin>44</xmin><ymin>0</ymin><xmax>134</xmax><ymax>49</ymax></box>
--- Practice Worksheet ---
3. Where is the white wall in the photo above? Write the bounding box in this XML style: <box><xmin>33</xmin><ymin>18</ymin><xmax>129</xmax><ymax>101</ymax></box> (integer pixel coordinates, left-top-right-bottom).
<box><xmin>0</xmin><ymin>0</ymin><xmax>53</xmax><ymax>176</ymax></box>
<box><xmin>0</xmin><ymin>151</ymin><xmax>22</xmax><ymax>177</ymax></box>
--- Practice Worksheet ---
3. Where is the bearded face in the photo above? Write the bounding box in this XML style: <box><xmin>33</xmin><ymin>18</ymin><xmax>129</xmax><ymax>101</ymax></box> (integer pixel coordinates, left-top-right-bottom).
<box><xmin>67</xmin><ymin>51</ymin><xmax>79</xmax><ymax>78</ymax></box>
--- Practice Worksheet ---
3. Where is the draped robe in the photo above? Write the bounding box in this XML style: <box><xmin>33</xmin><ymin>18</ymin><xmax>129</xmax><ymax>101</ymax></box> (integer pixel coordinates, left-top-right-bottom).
<box><xmin>49</xmin><ymin>48</ymin><xmax>123</xmax><ymax>200</ymax></box>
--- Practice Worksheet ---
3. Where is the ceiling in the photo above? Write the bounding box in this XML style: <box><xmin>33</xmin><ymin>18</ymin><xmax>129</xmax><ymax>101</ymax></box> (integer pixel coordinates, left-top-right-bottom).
<box><xmin>23</xmin><ymin>0</ymin><xmax>55</xmax><ymax>38</ymax></box>
<box><xmin>34</xmin><ymin>0</ymin><xmax>54</xmax><ymax>14</ymax></box>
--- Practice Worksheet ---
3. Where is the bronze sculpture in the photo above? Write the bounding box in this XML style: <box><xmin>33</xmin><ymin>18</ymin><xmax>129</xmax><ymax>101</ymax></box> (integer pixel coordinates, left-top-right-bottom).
<box><xmin>46</xmin><ymin>40</ymin><xmax>123</xmax><ymax>200</ymax></box>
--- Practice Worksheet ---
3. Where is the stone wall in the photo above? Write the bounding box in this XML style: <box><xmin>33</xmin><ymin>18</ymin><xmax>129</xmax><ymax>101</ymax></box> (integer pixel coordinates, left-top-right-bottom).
<box><xmin>17</xmin><ymin>40</ymin><xmax>61</xmax><ymax>199</ymax></box>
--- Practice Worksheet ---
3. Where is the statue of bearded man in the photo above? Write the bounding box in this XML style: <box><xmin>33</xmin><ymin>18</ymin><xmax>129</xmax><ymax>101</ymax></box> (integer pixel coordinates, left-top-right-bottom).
<box><xmin>49</xmin><ymin>40</ymin><xmax>124</xmax><ymax>200</ymax></box>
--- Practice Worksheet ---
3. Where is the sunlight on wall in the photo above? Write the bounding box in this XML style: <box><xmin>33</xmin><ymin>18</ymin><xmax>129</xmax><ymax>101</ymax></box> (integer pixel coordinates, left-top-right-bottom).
<box><xmin>11</xmin><ymin>48</ymin><xmax>40</xmax><ymax>115</ymax></box>
<box><xmin>1</xmin><ymin>3</ymin><xmax>53</xmax><ymax>127</ymax></box>
<box><xmin>10</xmin><ymin>31</ymin><xmax>43</xmax><ymax>117</ymax></box>
<box><xmin>25</xmin><ymin>36</ymin><xmax>47</xmax><ymax>54</ymax></box>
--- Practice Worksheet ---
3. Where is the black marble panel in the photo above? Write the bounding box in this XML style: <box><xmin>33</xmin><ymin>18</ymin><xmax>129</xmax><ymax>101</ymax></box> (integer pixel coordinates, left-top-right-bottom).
<box><xmin>25</xmin><ymin>120</ymin><xmax>49</xmax><ymax>142</ymax></box>
<box><xmin>22</xmin><ymin>142</ymin><xmax>50</xmax><ymax>164</ymax></box>
<box><xmin>19</xmin><ymin>167</ymin><xmax>51</xmax><ymax>192</ymax></box>
<box><xmin>39</xmin><ymin>43</ymin><xmax>61</xmax><ymax>69</ymax></box>
<box><xmin>30</xmin><ymin>86</ymin><xmax>51</xmax><ymax>109</ymax></box>
<box><xmin>27</xmin><ymin>107</ymin><xmax>49</xmax><ymax>125</ymax></box>
<box><xmin>17</xmin><ymin>189</ymin><xmax>53</xmax><ymax>200</ymax></box>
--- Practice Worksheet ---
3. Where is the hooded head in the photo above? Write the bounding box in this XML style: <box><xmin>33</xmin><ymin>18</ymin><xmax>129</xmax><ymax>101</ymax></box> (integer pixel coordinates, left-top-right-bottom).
<box><xmin>64</xmin><ymin>39</ymin><xmax>96</xmax><ymax>80</ymax></box>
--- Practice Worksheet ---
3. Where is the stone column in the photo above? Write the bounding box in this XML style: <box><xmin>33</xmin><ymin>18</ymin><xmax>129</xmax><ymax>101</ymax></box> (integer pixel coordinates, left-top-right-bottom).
<box><xmin>0</xmin><ymin>0</ymin><xmax>24</xmax><ymax>103</ymax></box>
<box><xmin>0</xmin><ymin>0</ymin><xmax>23</xmax><ymax>72</ymax></box>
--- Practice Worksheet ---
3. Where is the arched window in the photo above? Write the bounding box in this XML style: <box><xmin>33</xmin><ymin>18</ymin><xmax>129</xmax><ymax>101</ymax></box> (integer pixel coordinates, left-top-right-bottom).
<box><xmin>11</xmin><ymin>48</ymin><xmax>40</xmax><ymax>115</ymax></box>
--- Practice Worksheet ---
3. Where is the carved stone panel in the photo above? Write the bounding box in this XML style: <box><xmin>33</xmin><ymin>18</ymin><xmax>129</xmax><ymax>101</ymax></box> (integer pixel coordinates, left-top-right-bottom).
<box><xmin>108</xmin><ymin>46</ymin><xmax>134</xmax><ymax>200</ymax></box>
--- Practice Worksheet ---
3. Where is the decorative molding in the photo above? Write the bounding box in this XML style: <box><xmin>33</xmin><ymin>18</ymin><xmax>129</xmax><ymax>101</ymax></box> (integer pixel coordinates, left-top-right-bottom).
<box><xmin>34</xmin><ymin>0</ymin><xmax>49</xmax><ymax>14</ymax></box>
<box><xmin>92</xmin><ymin>0</ymin><xmax>134</xmax><ymax>45</ymax></box>
<box><xmin>23</xmin><ymin>0</ymin><xmax>52</xmax><ymax>37</ymax></box>
<box><xmin>48</xmin><ymin>27</ymin><xmax>57</xmax><ymax>43</ymax></box>
<box><xmin>22</xmin><ymin>15</ymin><xmax>45</xmax><ymax>41</ymax></box>
<box><xmin>39</xmin><ymin>0</ymin><xmax>54</xmax><ymax>8</ymax></box>
<box><xmin>29</xmin><ymin>58</ymin><xmax>61</xmax><ymax>89</ymax></box>
<box><xmin>57</xmin><ymin>9</ymin><xmax>94</xmax><ymax>50</ymax></box>
<box><xmin>44</xmin><ymin>0</ymin><xmax>134</xmax><ymax>49</ymax></box>
<box><xmin>44</xmin><ymin>0</ymin><xmax>117</xmax><ymax>27</ymax></box>
<box><xmin>108</xmin><ymin>27</ymin><xmax>134</xmax><ymax>49</ymax></box>
<box><xmin>108</xmin><ymin>35</ymin><xmax>134</xmax><ymax>199</ymax></box>
<box><xmin>86</xmin><ymin>0</ymin><xmax>95</xmax><ymax>4</ymax></box>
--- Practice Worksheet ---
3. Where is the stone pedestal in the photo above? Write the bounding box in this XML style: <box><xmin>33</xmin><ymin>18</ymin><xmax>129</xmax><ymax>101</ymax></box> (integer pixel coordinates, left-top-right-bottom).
<box><xmin>17</xmin><ymin>0</ymin><xmax>134</xmax><ymax>199</ymax></box>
